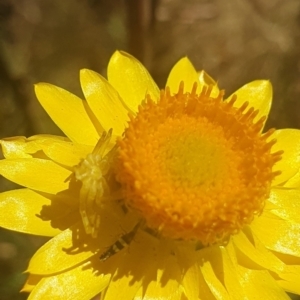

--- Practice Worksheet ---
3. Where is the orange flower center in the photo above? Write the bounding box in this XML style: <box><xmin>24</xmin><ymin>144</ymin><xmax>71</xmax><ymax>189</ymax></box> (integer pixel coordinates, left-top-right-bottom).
<box><xmin>116</xmin><ymin>84</ymin><xmax>282</xmax><ymax>245</ymax></box>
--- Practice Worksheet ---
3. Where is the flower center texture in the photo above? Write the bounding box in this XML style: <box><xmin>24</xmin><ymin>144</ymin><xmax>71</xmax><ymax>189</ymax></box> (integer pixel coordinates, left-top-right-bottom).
<box><xmin>116</xmin><ymin>83</ymin><xmax>282</xmax><ymax>245</ymax></box>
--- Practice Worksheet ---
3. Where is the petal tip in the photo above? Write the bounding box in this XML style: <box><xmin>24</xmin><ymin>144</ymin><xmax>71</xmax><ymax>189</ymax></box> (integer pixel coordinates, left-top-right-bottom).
<box><xmin>80</xmin><ymin>68</ymin><xmax>89</xmax><ymax>75</ymax></box>
<box><xmin>34</xmin><ymin>82</ymin><xmax>50</xmax><ymax>94</ymax></box>
<box><xmin>110</xmin><ymin>50</ymin><xmax>136</xmax><ymax>65</ymax></box>
<box><xmin>79</xmin><ymin>68</ymin><xmax>97</xmax><ymax>80</ymax></box>
<box><xmin>111</xmin><ymin>50</ymin><xmax>128</xmax><ymax>60</ymax></box>
<box><xmin>257</xmin><ymin>80</ymin><xmax>273</xmax><ymax>96</ymax></box>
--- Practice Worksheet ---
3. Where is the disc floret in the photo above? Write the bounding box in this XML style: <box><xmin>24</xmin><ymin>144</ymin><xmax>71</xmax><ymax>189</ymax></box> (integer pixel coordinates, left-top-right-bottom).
<box><xmin>116</xmin><ymin>84</ymin><xmax>282</xmax><ymax>245</ymax></box>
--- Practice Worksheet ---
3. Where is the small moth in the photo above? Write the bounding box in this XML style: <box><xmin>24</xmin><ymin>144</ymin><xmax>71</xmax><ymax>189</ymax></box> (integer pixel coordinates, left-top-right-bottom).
<box><xmin>99</xmin><ymin>222</ymin><xmax>141</xmax><ymax>261</ymax></box>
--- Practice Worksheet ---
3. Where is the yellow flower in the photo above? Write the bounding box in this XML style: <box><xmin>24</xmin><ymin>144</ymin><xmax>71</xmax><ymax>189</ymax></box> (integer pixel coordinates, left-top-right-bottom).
<box><xmin>1</xmin><ymin>51</ymin><xmax>300</xmax><ymax>299</ymax></box>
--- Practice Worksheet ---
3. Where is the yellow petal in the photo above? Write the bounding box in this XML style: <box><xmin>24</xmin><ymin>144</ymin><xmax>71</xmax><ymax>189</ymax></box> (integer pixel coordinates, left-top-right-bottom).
<box><xmin>181</xmin><ymin>264</ymin><xmax>200</xmax><ymax>300</ymax></box>
<box><xmin>283</xmin><ymin>171</ymin><xmax>300</xmax><ymax>188</ymax></box>
<box><xmin>226</xmin><ymin>80</ymin><xmax>272</xmax><ymax>123</ymax></box>
<box><xmin>226</xmin><ymin>241</ymin><xmax>291</xmax><ymax>299</ymax></box>
<box><xmin>166</xmin><ymin>57</ymin><xmax>200</xmax><ymax>94</ymax></box>
<box><xmin>232</xmin><ymin>229</ymin><xmax>284</xmax><ymax>273</ymax></box>
<box><xmin>1</xmin><ymin>135</ymin><xmax>70</xmax><ymax>159</ymax></box>
<box><xmin>0</xmin><ymin>189</ymin><xmax>61</xmax><ymax>236</ymax></box>
<box><xmin>27</xmin><ymin>225</ymin><xmax>96</xmax><ymax>275</ymax></box>
<box><xmin>29</xmin><ymin>134</ymin><xmax>68</xmax><ymax>143</ymax></box>
<box><xmin>198</xmin><ymin>70</ymin><xmax>220</xmax><ymax>98</ymax></box>
<box><xmin>103</xmin><ymin>270</ymin><xmax>141</xmax><ymax>300</ymax></box>
<box><xmin>35</xmin><ymin>83</ymin><xmax>100</xmax><ymax>145</ymax></box>
<box><xmin>21</xmin><ymin>274</ymin><xmax>42</xmax><ymax>292</ymax></box>
<box><xmin>235</xmin><ymin>266</ymin><xmax>290</xmax><ymax>300</ymax></box>
<box><xmin>278</xmin><ymin>279</ymin><xmax>300</xmax><ymax>296</ymax></box>
<box><xmin>200</xmin><ymin>257</ymin><xmax>230</xmax><ymax>300</ymax></box>
<box><xmin>80</xmin><ymin>69</ymin><xmax>129</xmax><ymax>136</ymax></box>
<box><xmin>277</xmin><ymin>264</ymin><xmax>300</xmax><ymax>294</ymax></box>
<box><xmin>27</xmin><ymin>209</ymin><xmax>129</xmax><ymax>275</ymax></box>
<box><xmin>219</xmin><ymin>247</ymin><xmax>246</xmax><ymax>299</ymax></box>
<box><xmin>0</xmin><ymin>158</ymin><xmax>71</xmax><ymax>194</ymax></box>
<box><xmin>174</xmin><ymin>244</ymin><xmax>217</xmax><ymax>300</ymax></box>
<box><xmin>196</xmin><ymin>266</ymin><xmax>216</xmax><ymax>300</ymax></box>
<box><xmin>251</xmin><ymin>211</ymin><xmax>300</xmax><ymax>257</ymax></box>
<box><xmin>28</xmin><ymin>258</ymin><xmax>110</xmax><ymax>300</ymax></box>
<box><xmin>175</xmin><ymin>246</ymin><xmax>200</xmax><ymax>300</ymax></box>
<box><xmin>200</xmin><ymin>246</ymin><xmax>245</xmax><ymax>299</ymax></box>
<box><xmin>268</xmin><ymin>188</ymin><xmax>300</xmax><ymax>223</ymax></box>
<box><xmin>107</xmin><ymin>51</ymin><xmax>160</xmax><ymax>112</ymax></box>
<box><xmin>130</xmin><ymin>235</ymin><xmax>183</xmax><ymax>300</ymax></box>
<box><xmin>271</xmin><ymin>129</ymin><xmax>300</xmax><ymax>186</ymax></box>
<box><xmin>198</xmin><ymin>70</ymin><xmax>217</xmax><ymax>86</ymax></box>
<box><xmin>1</xmin><ymin>137</ymin><xmax>38</xmax><ymax>159</ymax></box>
<box><xmin>103</xmin><ymin>231</ymin><xmax>157</xmax><ymax>300</ymax></box>
<box><xmin>269</xmin><ymin>253</ymin><xmax>300</xmax><ymax>295</ymax></box>
<box><xmin>142</xmin><ymin>257</ymin><xmax>183</xmax><ymax>300</ymax></box>
<box><xmin>0</xmin><ymin>135</ymin><xmax>90</xmax><ymax>167</ymax></box>
<box><xmin>42</xmin><ymin>141</ymin><xmax>93</xmax><ymax>167</ymax></box>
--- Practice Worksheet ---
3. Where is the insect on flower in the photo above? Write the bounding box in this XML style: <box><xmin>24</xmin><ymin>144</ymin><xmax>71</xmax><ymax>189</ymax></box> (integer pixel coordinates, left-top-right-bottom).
<box><xmin>99</xmin><ymin>221</ymin><xmax>141</xmax><ymax>261</ymax></box>
<box><xmin>74</xmin><ymin>129</ymin><xmax>117</xmax><ymax>238</ymax></box>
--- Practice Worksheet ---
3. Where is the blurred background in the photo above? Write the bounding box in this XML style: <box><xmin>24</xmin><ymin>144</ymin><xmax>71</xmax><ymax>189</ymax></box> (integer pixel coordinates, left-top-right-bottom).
<box><xmin>0</xmin><ymin>0</ymin><xmax>300</xmax><ymax>299</ymax></box>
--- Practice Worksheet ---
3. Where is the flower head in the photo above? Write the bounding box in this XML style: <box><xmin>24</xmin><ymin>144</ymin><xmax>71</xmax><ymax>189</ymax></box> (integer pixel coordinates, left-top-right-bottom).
<box><xmin>1</xmin><ymin>51</ymin><xmax>300</xmax><ymax>299</ymax></box>
<box><xmin>116</xmin><ymin>83</ymin><xmax>281</xmax><ymax>245</ymax></box>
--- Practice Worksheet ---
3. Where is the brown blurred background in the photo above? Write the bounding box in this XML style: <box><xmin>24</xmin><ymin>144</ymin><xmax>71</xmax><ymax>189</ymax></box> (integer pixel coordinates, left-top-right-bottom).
<box><xmin>0</xmin><ymin>0</ymin><xmax>300</xmax><ymax>299</ymax></box>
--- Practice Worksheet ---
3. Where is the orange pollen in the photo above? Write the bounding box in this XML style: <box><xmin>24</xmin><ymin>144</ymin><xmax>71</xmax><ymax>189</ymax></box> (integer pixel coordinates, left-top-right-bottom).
<box><xmin>115</xmin><ymin>83</ymin><xmax>282</xmax><ymax>245</ymax></box>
